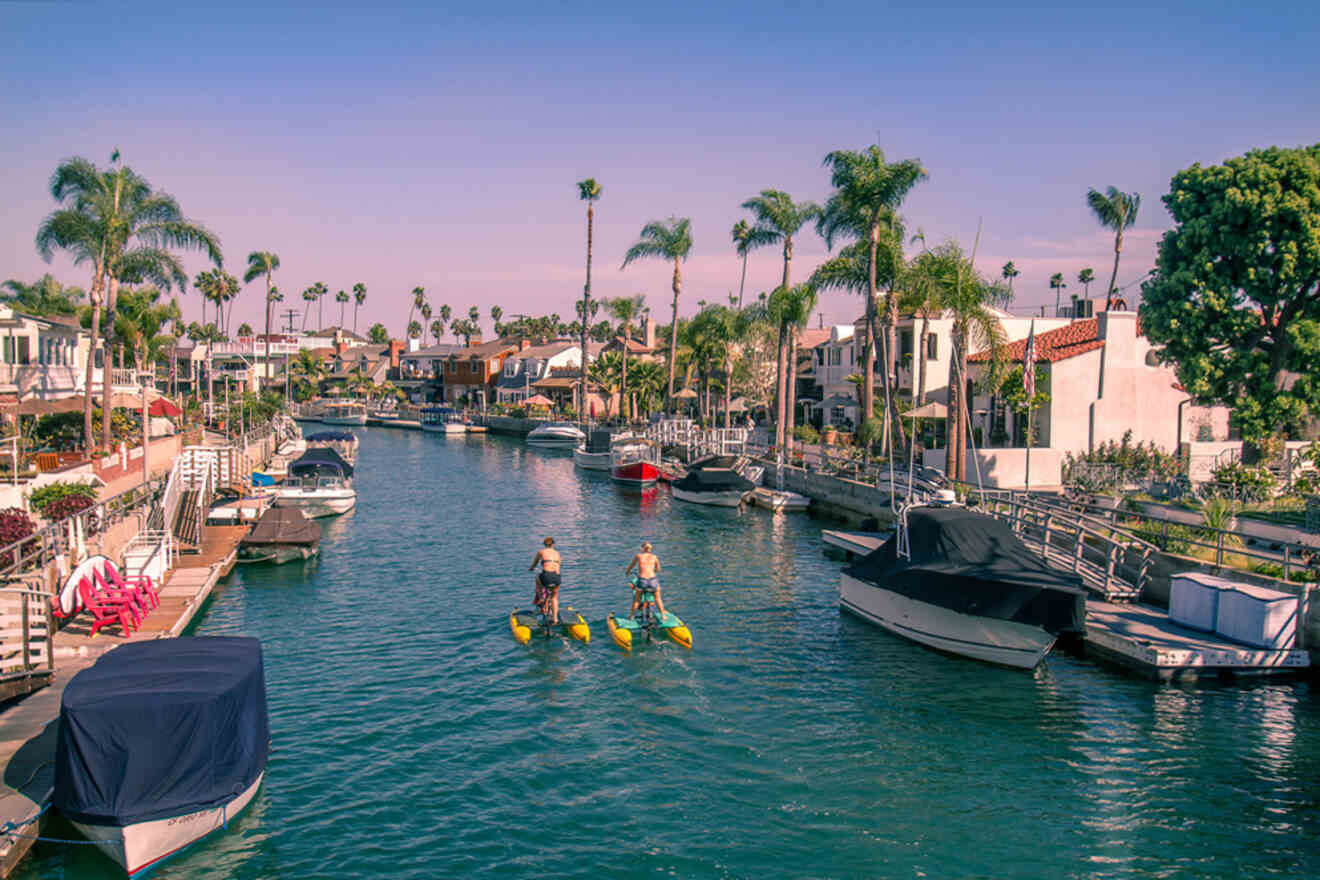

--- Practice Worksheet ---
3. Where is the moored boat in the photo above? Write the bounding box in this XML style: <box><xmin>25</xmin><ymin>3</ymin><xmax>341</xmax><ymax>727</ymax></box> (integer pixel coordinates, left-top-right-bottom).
<box><xmin>526</xmin><ymin>422</ymin><xmax>585</xmax><ymax>448</ymax></box>
<box><xmin>420</xmin><ymin>406</ymin><xmax>466</xmax><ymax>434</ymax></box>
<box><xmin>54</xmin><ymin>637</ymin><xmax>269</xmax><ymax>878</ymax></box>
<box><xmin>238</xmin><ymin>506</ymin><xmax>322</xmax><ymax>563</ymax></box>
<box><xmin>670</xmin><ymin>455</ymin><xmax>755</xmax><ymax>506</ymax></box>
<box><xmin>270</xmin><ymin>447</ymin><xmax>357</xmax><ymax>517</ymax></box>
<box><xmin>750</xmin><ymin>486</ymin><xmax>811</xmax><ymax>512</ymax></box>
<box><xmin>305</xmin><ymin>429</ymin><xmax>359</xmax><ymax>466</ymax></box>
<box><xmin>611</xmin><ymin>440</ymin><xmax>660</xmax><ymax>487</ymax></box>
<box><xmin>320</xmin><ymin>401</ymin><xmax>368</xmax><ymax>426</ymax></box>
<box><xmin>839</xmin><ymin>506</ymin><xmax>1086</xmax><ymax>669</ymax></box>
<box><xmin>572</xmin><ymin>429</ymin><xmax>616</xmax><ymax>471</ymax></box>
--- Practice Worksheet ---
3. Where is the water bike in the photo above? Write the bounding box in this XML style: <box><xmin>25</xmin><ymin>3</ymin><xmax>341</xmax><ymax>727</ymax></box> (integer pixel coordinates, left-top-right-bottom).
<box><xmin>606</xmin><ymin>579</ymin><xmax>692</xmax><ymax>650</ymax></box>
<box><xmin>510</xmin><ymin>606</ymin><xmax>591</xmax><ymax>645</ymax></box>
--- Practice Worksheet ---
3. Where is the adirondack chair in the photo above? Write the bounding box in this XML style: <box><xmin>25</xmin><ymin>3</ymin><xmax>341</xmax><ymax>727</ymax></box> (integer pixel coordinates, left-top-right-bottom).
<box><xmin>95</xmin><ymin>558</ymin><xmax>159</xmax><ymax>612</ymax></box>
<box><xmin>76</xmin><ymin>574</ymin><xmax>144</xmax><ymax>637</ymax></box>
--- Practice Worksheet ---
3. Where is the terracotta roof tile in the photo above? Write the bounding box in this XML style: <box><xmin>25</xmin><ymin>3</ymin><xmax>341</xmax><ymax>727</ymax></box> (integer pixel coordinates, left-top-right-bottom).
<box><xmin>968</xmin><ymin>318</ymin><xmax>1104</xmax><ymax>364</ymax></box>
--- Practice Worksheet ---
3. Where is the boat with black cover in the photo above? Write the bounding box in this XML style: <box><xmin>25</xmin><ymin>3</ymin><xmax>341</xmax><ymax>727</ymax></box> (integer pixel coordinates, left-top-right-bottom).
<box><xmin>839</xmin><ymin>506</ymin><xmax>1086</xmax><ymax>669</ymax></box>
<box><xmin>670</xmin><ymin>454</ymin><xmax>755</xmax><ymax>507</ymax></box>
<box><xmin>54</xmin><ymin>637</ymin><xmax>269</xmax><ymax>878</ymax></box>
<box><xmin>238</xmin><ymin>506</ymin><xmax>322</xmax><ymax>563</ymax></box>
<box><xmin>305</xmin><ymin>429</ymin><xmax>359</xmax><ymax>466</ymax></box>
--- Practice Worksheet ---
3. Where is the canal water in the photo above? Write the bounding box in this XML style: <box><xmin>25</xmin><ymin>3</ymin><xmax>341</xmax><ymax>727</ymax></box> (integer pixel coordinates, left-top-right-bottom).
<box><xmin>19</xmin><ymin>427</ymin><xmax>1320</xmax><ymax>878</ymax></box>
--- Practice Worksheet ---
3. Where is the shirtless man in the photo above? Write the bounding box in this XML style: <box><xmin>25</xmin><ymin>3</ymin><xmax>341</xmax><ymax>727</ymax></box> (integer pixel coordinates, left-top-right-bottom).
<box><xmin>529</xmin><ymin>537</ymin><xmax>562</xmax><ymax>623</ymax></box>
<box><xmin>625</xmin><ymin>541</ymin><xmax>665</xmax><ymax>618</ymax></box>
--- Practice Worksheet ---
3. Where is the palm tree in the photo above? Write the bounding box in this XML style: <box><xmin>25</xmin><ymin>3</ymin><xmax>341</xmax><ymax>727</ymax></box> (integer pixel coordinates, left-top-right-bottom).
<box><xmin>440</xmin><ymin>303</ymin><xmax>452</xmax><ymax>328</ymax></box>
<box><xmin>430</xmin><ymin>320</ymin><xmax>443</xmax><ymax>344</ymax></box>
<box><xmin>900</xmin><ymin>247</ymin><xmax>948</xmax><ymax>407</ymax></box>
<box><xmin>1086</xmin><ymin>186</ymin><xmax>1141</xmax><ymax>309</ymax></box>
<box><xmin>467</xmin><ymin>305</ymin><xmax>480</xmax><ymax>334</ymax></box>
<box><xmin>1078</xmin><ymin>267</ymin><xmax>1095</xmax><ymax>301</ymax></box>
<box><xmin>1049</xmin><ymin>272</ymin><xmax>1067</xmax><ymax>316</ymax></box>
<box><xmin>819</xmin><ymin>146</ymin><xmax>926</xmax><ymax>451</ymax></box>
<box><xmin>289</xmin><ymin>348</ymin><xmax>326</xmax><ymax>400</ymax></box>
<box><xmin>420</xmin><ymin>303</ymin><xmax>433</xmax><ymax>344</ymax></box>
<box><xmin>577</xmin><ymin>178</ymin><xmax>602</xmax><ymax>423</ymax></box>
<box><xmin>368</xmin><ymin>323</ymin><xmax>389</xmax><ymax>344</ymax></box>
<box><xmin>739</xmin><ymin>190</ymin><xmax>821</xmax><ymax>450</ymax></box>
<box><xmin>314</xmin><ymin>280</ymin><xmax>329</xmax><ymax>330</ymax></box>
<box><xmin>352</xmin><ymin>283</ymin><xmax>367</xmax><ymax>335</ymax></box>
<box><xmin>301</xmin><ymin>286</ymin><xmax>318</xmax><ymax>330</ymax></box>
<box><xmin>731</xmin><ymin>219</ymin><xmax>754</xmax><ymax>308</ymax></box>
<box><xmin>336</xmin><ymin>289</ymin><xmax>350</xmax><ymax>327</ymax></box>
<box><xmin>490</xmin><ymin>304</ymin><xmax>503</xmax><ymax>333</ymax></box>
<box><xmin>606</xmin><ymin>295</ymin><xmax>646</xmax><ymax>421</ymax></box>
<box><xmin>2</xmin><ymin>274</ymin><xmax>84</xmax><ymax>316</ymax></box>
<box><xmin>1001</xmin><ymin>261</ymin><xmax>1019</xmax><ymax>300</ymax></box>
<box><xmin>621</xmin><ymin>217</ymin><xmax>692</xmax><ymax>410</ymax></box>
<box><xmin>587</xmin><ymin>350</ymin><xmax>623</xmax><ymax>418</ymax></box>
<box><xmin>237</xmin><ymin>322</ymin><xmax>253</xmax><ymax>337</ymax></box>
<box><xmin>407</xmin><ymin>319</ymin><xmax>423</xmax><ymax>341</ymax></box>
<box><xmin>243</xmin><ymin>251</ymin><xmax>280</xmax><ymax>386</ymax></box>
<box><xmin>404</xmin><ymin>286</ymin><xmax>425</xmax><ymax>343</ymax></box>
<box><xmin>36</xmin><ymin>153</ymin><xmax>221</xmax><ymax>451</ymax></box>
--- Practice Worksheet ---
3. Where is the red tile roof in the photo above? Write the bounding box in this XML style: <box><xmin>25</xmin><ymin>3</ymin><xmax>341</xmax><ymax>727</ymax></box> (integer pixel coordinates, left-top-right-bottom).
<box><xmin>968</xmin><ymin>318</ymin><xmax>1105</xmax><ymax>364</ymax></box>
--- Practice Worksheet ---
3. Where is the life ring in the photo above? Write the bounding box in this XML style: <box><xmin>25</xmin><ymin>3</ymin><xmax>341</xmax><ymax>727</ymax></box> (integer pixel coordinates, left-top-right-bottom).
<box><xmin>59</xmin><ymin>555</ymin><xmax>105</xmax><ymax>614</ymax></box>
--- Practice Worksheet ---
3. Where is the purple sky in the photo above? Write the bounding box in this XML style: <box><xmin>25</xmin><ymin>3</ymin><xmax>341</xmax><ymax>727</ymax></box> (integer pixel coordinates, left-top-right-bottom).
<box><xmin>3</xmin><ymin>2</ymin><xmax>1317</xmax><ymax>337</ymax></box>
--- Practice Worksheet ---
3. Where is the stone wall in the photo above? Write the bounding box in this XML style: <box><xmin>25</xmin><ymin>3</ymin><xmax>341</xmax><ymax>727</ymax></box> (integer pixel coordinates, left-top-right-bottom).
<box><xmin>483</xmin><ymin>416</ymin><xmax>542</xmax><ymax>436</ymax></box>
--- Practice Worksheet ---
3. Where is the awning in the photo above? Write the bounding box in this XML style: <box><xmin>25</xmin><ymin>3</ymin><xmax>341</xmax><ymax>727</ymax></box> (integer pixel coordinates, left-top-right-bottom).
<box><xmin>674</xmin><ymin>388</ymin><xmax>698</xmax><ymax>399</ymax></box>
<box><xmin>816</xmin><ymin>394</ymin><xmax>858</xmax><ymax>408</ymax></box>
<box><xmin>906</xmin><ymin>401</ymin><xmax>949</xmax><ymax>419</ymax></box>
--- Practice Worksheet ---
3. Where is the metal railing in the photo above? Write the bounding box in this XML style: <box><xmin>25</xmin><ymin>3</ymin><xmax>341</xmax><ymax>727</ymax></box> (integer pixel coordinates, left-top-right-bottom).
<box><xmin>0</xmin><ymin>585</ymin><xmax>53</xmax><ymax>697</ymax></box>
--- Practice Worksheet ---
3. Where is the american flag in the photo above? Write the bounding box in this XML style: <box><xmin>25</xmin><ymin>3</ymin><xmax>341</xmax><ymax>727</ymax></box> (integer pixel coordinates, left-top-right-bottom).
<box><xmin>1022</xmin><ymin>321</ymin><xmax>1036</xmax><ymax>399</ymax></box>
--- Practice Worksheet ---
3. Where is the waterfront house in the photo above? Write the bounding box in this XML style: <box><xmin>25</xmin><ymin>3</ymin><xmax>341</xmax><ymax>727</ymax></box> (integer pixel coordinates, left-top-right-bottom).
<box><xmin>601</xmin><ymin>315</ymin><xmax>661</xmax><ymax>362</ymax></box>
<box><xmin>0</xmin><ymin>307</ymin><xmax>92</xmax><ymax>402</ymax></box>
<box><xmin>496</xmin><ymin>341</ymin><xmax>589</xmax><ymax>404</ymax></box>
<box><xmin>442</xmin><ymin>338</ymin><xmax>520</xmax><ymax>408</ymax></box>
<box><xmin>398</xmin><ymin>342</ymin><xmax>466</xmax><ymax>403</ymax></box>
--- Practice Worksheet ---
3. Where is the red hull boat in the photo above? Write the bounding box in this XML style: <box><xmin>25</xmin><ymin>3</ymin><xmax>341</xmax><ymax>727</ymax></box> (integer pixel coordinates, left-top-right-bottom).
<box><xmin>612</xmin><ymin>459</ymin><xmax>660</xmax><ymax>487</ymax></box>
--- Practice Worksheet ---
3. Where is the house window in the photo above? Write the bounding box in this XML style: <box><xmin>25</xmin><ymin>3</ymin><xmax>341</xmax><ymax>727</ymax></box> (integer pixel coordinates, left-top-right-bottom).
<box><xmin>829</xmin><ymin>348</ymin><xmax>841</xmax><ymax>366</ymax></box>
<box><xmin>899</xmin><ymin>329</ymin><xmax>913</xmax><ymax>358</ymax></box>
<box><xmin>926</xmin><ymin>334</ymin><xmax>938</xmax><ymax>360</ymax></box>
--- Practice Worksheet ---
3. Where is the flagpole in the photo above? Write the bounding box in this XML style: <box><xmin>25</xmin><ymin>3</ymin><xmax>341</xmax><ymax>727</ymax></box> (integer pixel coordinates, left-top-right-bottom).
<box><xmin>1024</xmin><ymin>319</ymin><xmax>1034</xmax><ymax>495</ymax></box>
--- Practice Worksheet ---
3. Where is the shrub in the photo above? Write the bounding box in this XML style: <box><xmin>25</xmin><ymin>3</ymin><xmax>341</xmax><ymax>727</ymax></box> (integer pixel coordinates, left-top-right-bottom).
<box><xmin>1130</xmin><ymin>520</ymin><xmax>1196</xmax><ymax>555</ymax></box>
<box><xmin>1208</xmin><ymin>461</ymin><xmax>1277</xmax><ymax>503</ymax></box>
<box><xmin>29</xmin><ymin>481</ymin><xmax>99</xmax><ymax>516</ymax></box>
<box><xmin>793</xmin><ymin>424</ymin><xmax>820</xmax><ymax>445</ymax></box>
<box><xmin>1198</xmin><ymin>495</ymin><xmax>1238</xmax><ymax>534</ymax></box>
<box><xmin>0</xmin><ymin>508</ymin><xmax>36</xmax><ymax>567</ymax></box>
<box><xmin>41</xmin><ymin>494</ymin><xmax>100</xmax><ymax>533</ymax></box>
<box><xmin>1063</xmin><ymin>430</ymin><xmax>1182</xmax><ymax>491</ymax></box>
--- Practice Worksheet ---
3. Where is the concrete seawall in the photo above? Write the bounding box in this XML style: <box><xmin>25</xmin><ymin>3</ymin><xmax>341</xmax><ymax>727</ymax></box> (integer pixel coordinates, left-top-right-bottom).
<box><xmin>482</xmin><ymin>416</ymin><xmax>542</xmax><ymax>436</ymax></box>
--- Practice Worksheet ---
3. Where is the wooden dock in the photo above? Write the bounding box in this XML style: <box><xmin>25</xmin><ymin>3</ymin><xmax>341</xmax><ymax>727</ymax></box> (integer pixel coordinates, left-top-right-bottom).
<box><xmin>0</xmin><ymin>522</ymin><xmax>248</xmax><ymax>877</ymax></box>
<box><xmin>820</xmin><ymin>529</ymin><xmax>1311</xmax><ymax>680</ymax></box>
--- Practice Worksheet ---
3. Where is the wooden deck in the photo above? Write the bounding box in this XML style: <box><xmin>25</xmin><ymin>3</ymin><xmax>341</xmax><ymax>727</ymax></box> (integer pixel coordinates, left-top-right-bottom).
<box><xmin>821</xmin><ymin>530</ymin><xmax>890</xmax><ymax>558</ymax></box>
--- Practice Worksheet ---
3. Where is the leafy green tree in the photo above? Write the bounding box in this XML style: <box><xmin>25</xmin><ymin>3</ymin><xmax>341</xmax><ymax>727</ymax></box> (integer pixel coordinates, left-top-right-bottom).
<box><xmin>1140</xmin><ymin>144</ymin><xmax>1320</xmax><ymax>442</ymax></box>
<box><xmin>1049</xmin><ymin>272</ymin><xmax>1067</xmax><ymax>316</ymax></box>
<box><xmin>577</xmin><ymin>178</ymin><xmax>601</xmax><ymax>422</ymax></box>
<box><xmin>368</xmin><ymin>322</ymin><xmax>389</xmax><ymax>344</ymax></box>
<box><xmin>819</xmin><ymin>145</ymin><xmax>925</xmax><ymax>450</ymax></box>
<box><xmin>622</xmin><ymin>217</ymin><xmax>692</xmax><ymax>411</ymax></box>
<box><xmin>2</xmin><ymin>274</ymin><xmax>84</xmax><ymax>316</ymax></box>
<box><xmin>243</xmin><ymin>251</ymin><xmax>280</xmax><ymax>385</ymax></box>
<box><xmin>36</xmin><ymin>153</ymin><xmax>219</xmax><ymax>451</ymax></box>
<box><xmin>1087</xmin><ymin>186</ymin><xmax>1141</xmax><ymax>308</ymax></box>
<box><xmin>336</xmin><ymin>289</ymin><xmax>350</xmax><ymax>327</ymax></box>
<box><xmin>352</xmin><ymin>283</ymin><xmax>367</xmax><ymax>335</ymax></box>
<box><xmin>1001</xmin><ymin>261</ymin><xmax>1019</xmax><ymax>299</ymax></box>
<box><xmin>289</xmin><ymin>348</ymin><xmax>326</xmax><ymax>400</ymax></box>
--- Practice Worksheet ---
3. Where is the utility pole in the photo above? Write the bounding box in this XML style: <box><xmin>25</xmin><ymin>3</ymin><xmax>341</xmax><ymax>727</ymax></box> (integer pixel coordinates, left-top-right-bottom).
<box><xmin>282</xmin><ymin>308</ymin><xmax>298</xmax><ymax>403</ymax></box>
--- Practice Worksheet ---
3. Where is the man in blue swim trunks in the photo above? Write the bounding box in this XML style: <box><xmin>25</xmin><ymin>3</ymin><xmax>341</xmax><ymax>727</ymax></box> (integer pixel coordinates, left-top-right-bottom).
<box><xmin>626</xmin><ymin>541</ymin><xmax>666</xmax><ymax>619</ymax></box>
<box><xmin>529</xmin><ymin>537</ymin><xmax>562</xmax><ymax>623</ymax></box>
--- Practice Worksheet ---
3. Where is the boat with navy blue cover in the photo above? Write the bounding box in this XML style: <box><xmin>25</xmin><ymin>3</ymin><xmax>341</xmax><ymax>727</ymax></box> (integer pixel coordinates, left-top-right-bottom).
<box><xmin>271</xmin><ymin>446</ymin><xmax>357</xmax><ymax>516</ymax></box>
<box><xmin>54</xmin><ymin>637</ymin><xmax>269</xmax><ymax>877</ymax></box>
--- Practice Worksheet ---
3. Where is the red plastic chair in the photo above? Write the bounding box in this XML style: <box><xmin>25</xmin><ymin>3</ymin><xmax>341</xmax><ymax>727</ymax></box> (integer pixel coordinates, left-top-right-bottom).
<box><xmin>76</xmin><ymin>576</ymin><xmax>144</xmax><ymax>637</ymax></box>
<box><xmin>96</xmin><ymin>559</ymin><xmax>158</xmax><ymax>612</ymax></box>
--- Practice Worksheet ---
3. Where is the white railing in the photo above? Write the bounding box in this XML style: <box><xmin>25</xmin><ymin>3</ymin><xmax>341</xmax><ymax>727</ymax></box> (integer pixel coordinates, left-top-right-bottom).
<box><xmin>123</xmin><ymin>529</ymin><xmax>175</xmax><ymax>585</ymax></box>
<box><xmin>0</xmin><ymin>585</ymin><xmax>54</xmax><ymax>699</ymax></box>
<box><xmin>209</xmin><ymin>340</ymin><xmax>302</xmax><ymax>357</ymax></box>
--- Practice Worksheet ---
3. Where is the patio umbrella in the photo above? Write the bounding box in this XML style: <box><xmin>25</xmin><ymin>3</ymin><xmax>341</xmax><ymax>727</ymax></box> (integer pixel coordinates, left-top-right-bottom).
<box><xmin>905</xmin><ymin>401</ymin><xmax>949</xmax><ymax>419</ymax></box>
<box><xmin>148</xmin><ymin>397</ymin><xmax>183</xmax><ymax>417</ymax></box>
<box><xmin>674</xmin><ymin>388</ymin><xmax>698</xmax><ymax>399</ymax></box>
<box><xmin>524</xmin><ymin>393</ymin><xmax>554</xmax><ymax>407</ymax></box>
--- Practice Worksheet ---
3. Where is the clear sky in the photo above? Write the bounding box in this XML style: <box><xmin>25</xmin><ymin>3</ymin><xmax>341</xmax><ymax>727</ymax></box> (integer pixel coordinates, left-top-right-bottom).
<box><xmin>2</xmin><ymin>1</ymin><xmax>1317</xmax><ymax>337</ymax></box>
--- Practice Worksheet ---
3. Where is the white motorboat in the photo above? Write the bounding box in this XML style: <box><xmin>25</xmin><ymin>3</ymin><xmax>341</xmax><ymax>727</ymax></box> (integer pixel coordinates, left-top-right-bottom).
<box><xmin>573</xmin><ymin>429</ymin><xmax>619</xmax><ymax>471</ymax></box>
<box><xmin>320</xmin><ymin>401</ymin><xmax>367</xmax><ymax>426</ymax></box>
<box><xmin>670</xmin><ymin>455</ymin><xmax>755</xmax><ymax>507</ymax></box>
<box><xmin>270</xmin><ymin>447</ymin><xmax>357</xmax><ymax>517</ymax></box>
<box><xmin>750</xmin><ymin>487</ymin><xmax>811</xmax><ymax>512</ymax></box>
<box><xmin>420</xmin><ymin>406</ymin><xmax>467</xmax><ymax>434</ymax></box>
<box><xmin>839</xmin><ymin>506</ymin><xmax>1086</xmax><ymax>669</ymax></box>
<box><xmin>55</xmin><ymin>637</ymin><xmax>268</xmax><ymax>878</ymax></box>
<box><xmin>305</xmin><ymin>429</ymin><xmax>359</xmax><ymax>466</ymax></box>
<box><xmin>526</xmin><ymin>422</ymin><xmax>585</xmax><ymax>448</ymax></box>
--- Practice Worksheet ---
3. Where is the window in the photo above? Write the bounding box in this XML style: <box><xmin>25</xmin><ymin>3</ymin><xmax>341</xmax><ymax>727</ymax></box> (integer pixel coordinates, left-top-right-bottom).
<box><xmin>829</xmin><ymin>348</ymin><xmax>841</xmax><ymax>366</ymax></box>
<box><xmin>899</xmin><ymin>329</ymin><xmax>913</xmax><ymax>358</ymax></box>
<box><xmin>926</xmin><ymin>334</ymin><xmax>938</xmax><ymax>360</ymax></box>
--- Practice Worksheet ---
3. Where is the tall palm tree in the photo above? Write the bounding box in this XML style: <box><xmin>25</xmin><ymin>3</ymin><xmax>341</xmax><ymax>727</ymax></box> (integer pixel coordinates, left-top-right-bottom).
<box><xmin>781</xmin><ymin>283</ymin><xmax>818</xmax><ymax>453</ymax></box>
<box><xmin>336</xmin><ymin>289</ymin><xmax>350</xmax><ymax>327</ymax></box>
<box><xmin>467</xmin><ymin>305</ymin><xmax>480</xmax><ymax>335</ymax></box>
<box><xmin>314</xmin><ymin>280</ymin><xmax>328</xmax><ymax>330</ymax></box>
<box><xmin>739</xmin><ymin>190</ymin><xmax>821</xmax><ymax>450</ymax></box>
<box><xmin>490</xmin><ymin>304</ymin><xmax>503</xmax><ymax>335</ymax></box>
<box><xmin>1049</xmin><ymin>272</ymin><xmax>1067</xmax><ymax>316</ymax></box>
<box><xmin>731</xmin><ymin>219</ymin><xmax>754</xmax><ymax>308</ymax></box>
<box><xmin>1001</xmin><ymin>261</ymin><xmax>1019</xmax><ymax>300</ymax></box>
<box><xmin>1077</xmin><ymin>267</ymin><xmax>1095</xmax><ymax>301</ymax></box>
<box><xmin>900</xmin><ymin>248</ymin><xmax>948</xmax><ymax>407</ymax></box>
<box><xmin>407</xmin><ymin>320</ymin><xmax>423</xmax><ymax>341</ymax></box>
<box><xmin>243</xmin><ymin>251</ymin><xmax>280</xmax><ymax>386</ymax></box>
<box><xmin>577</xmin><ymin>178</ymin><xmax>602</xmax><ymax>423</ymax></box>
<box><xmin>430</xmin><ymin>320</ymin><xmax>443</xmax><ymax>344</ymax></box>
<box><xmin>606</xmin><ymin>295</ymin><xmax>646</xmax><ymax>420</ymax></box>
<box><xmin>819</xmin><ymin>146</ymin><xmax>926</xmax><ymax>451</ymax></box>
<box><xmin>1086</xmin><ymin>186</ymin><xmax>1141</xmax><ymax>309</ymax></box>
<box><xmin>352</xmin><ymin>283</ymin><xmax>366</xmax><ymax>335</ymax></box>
<box><xmin>301</xmin><ymin>286</ymin><xmax>318</xmax><ymax>330</ymax></box>
<box><xmin>2</xmin><ymin>274</ymin><xmax>84</xmax><ymax>316</ymax></box>
<box><xmin>420</xmin><ymin>303</ymin><xmax>433</xmax><ymax>342</ymax></box>
<box><xmin>36</xmin><ymin>153</ymin><xmax>220</xmax><ymax>451</ymax></box>
<box><xmin>621</xmin><ymin>216</ymin><xmax>693</xmax><ymax>410</ymax></box>
<box><xmin>404</xmin><ymin>286</ymin><xmax>425</xmax><ymax>343</ymax></box>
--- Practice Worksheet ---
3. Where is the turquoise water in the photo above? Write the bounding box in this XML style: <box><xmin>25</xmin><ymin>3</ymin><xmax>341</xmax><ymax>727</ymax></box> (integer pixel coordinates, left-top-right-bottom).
<box><xmin>20</xmin><ymin>428</ymin><xmax>1320</xmax><ymax>878</ymax></box>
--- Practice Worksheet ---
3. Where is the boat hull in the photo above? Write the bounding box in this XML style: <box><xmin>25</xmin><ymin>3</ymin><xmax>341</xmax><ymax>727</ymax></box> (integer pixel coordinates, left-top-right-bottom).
<box><xmin>271</xmin><ymin>491</ymin><xmax>356</xmax><ymax>518</ymax></box>
<box><xmin>71</xmin><ymin>770</ymin><xmax>264</xmax><ymax>878</ymax></box>
<box><xmin>839</xmin><ymin>573</ymin><xmax>1055</xmax><ymax>669</ymax></box>
<box><xmin>572</xmin><ymin>448</ymin><xmax>613</xmax><ymax>471</ymax></box>
<box><xmin>421</xmin><ymin>422</ymin><xmax>465</xmax><ymax>434</ymax></box>
<box><xmin>525</xmin><ymin>437</ymin><xmax>580</xmax><ymax>447</ymax></box>
<box><xmin>612</xmin><ymin>460</ymin><xmax>659</xmax><ymax>486</ymax></box>
<box><xmin>671</xmin><ymin>486</ymin><xmax>750</xmax><ymax>507</ymax></box>
<box><xmin>320</xmin><ymin>414</ymin><xmax>367</xmax><ymax>426</ymax></box>
<box><xmin>750</xmin><ymin>487</ymin><xmax>810</xmax><ymax>512</ymax></box>
<box><xmin>237</xmin><ymin>544</ymin><xmax>318</xmax><ymax>564</ymax></box>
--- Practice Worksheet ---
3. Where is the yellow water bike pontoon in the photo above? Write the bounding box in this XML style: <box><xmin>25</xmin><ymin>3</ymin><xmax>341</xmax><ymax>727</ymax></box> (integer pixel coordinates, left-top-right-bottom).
<box><xmin>510</xmin><ymin>607</ymin><xmax>590</xmax><ymax>645</ymax></box>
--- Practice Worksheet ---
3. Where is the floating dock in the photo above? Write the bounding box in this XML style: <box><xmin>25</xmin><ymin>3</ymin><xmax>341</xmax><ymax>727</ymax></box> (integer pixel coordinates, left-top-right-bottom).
<box><xmin>821</xmin><ymin>529</ymin><xmax>890</xmax><ymax>558</ymax></box>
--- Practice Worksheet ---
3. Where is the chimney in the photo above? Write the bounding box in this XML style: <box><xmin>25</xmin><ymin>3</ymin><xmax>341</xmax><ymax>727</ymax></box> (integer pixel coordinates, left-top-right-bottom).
<box><xmin>335</xmin><ymin>340</ymin><xmax>348</xmax><ymax>357</ymax></box>
<box><xmin>468</xmin><ymin>329</ymin><xmax>483</xmax><ymax>346</ymax></box>
<box><xmin>389</xmin><ymin>339</ymin><xmax>404</xmax><ymax>369</ymax></box>
<box><xmin>520</xmin><ymin>338</ymin><xmax>531</xmax><ymax>351</ymax></box>
<box><xmin>643</xmin><ymin>316</ymin><xmax>656</xmax><ymax>350</ymax></box>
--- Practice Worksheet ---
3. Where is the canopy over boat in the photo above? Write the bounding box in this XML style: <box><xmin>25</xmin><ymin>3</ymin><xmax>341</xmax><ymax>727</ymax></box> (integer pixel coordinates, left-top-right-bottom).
<box><xmin>288</xmin><ymin>446</ymin><xmax>354</xmax><ymax>478</ymax></box>
<box><xmin>843</xmin><ymin>507</ymin><xmax>1086</xmax><ymax>634</ymax></box>
<box><xmin>585</xmin><ymin>430</ymin><xmax>614</xmax><ymax>453</ymax></box>
<box><xmin>305</xmin><ymin>430</ymin><xmax>357</xmax><ymax>442</ymax></box>
<box><xmin>54</xmin><ymin>637</ymin><xmax>269</xmax><ymax>826</ymax></box>
<box><xmin>672</xmin><ymin>467</ymin><xmax>754</xmax><ymax>493</ymax></box>
<box><xmin>240</xmin><ymin>507</ymin><xmax>321</xmax><ymax>547</ymax></box>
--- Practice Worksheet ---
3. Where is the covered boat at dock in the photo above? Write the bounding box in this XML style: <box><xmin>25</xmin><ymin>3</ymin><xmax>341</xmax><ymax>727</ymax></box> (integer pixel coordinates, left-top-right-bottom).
<box><xmin>238</xmin><ymin>506</ymin><xmax>322</xmax><ymax>563</ymax></box>
<box><xmin>839</xmin><ymin>506</ymin><xmax>1086</xmax><ymax>669</ymax></box>
<box><xmin>305</xmin><ymin>429</ymin><xmax>359</xmax><ymax>466</ymax></box>
<box><xmin>271</xmin><ymin>447</ymin><xmax>357</xmax><ymax>517</ymax></box>
<box><xmin>670</xmin><ymin>455</ymin><xmax>755</xmax><ymax>506</ymax></box>
<box><xmin>54</xmin><ymin>637</ymin><xmax>269</xmax><ymax>878</ymax></box>
<box><xmin>572</xmin><ymin>429</ymin><xmax>617</xmax><ymax>471</ymax></box>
